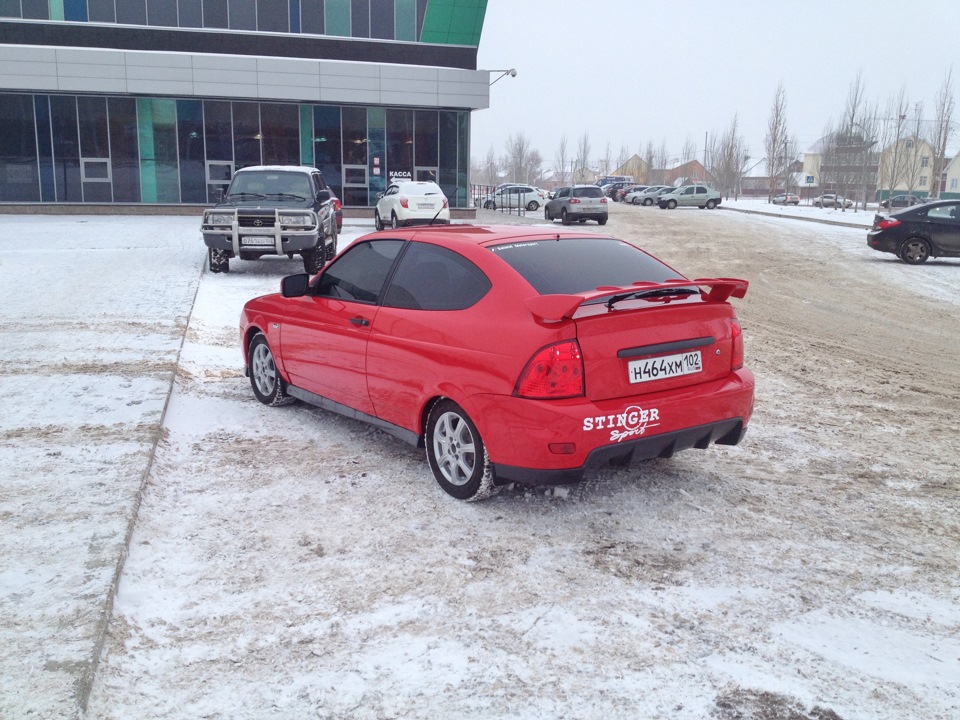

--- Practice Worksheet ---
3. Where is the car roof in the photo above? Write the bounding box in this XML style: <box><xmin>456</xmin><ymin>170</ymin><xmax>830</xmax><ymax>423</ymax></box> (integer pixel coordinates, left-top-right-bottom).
<box><xmin>359</xmin><ymin>224</ymin><xmax>613</xmax><ymax>251</ymax></box>
<box><xmin>235</xmin><ymin>165</ymin><xmax>316</xmax><ymax>175</ymax></box>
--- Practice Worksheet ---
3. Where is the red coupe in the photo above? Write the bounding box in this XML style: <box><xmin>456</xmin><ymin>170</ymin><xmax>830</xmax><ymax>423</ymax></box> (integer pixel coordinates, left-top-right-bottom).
<box><xmin>240</xmin><ymin>226</ymin><xmax>755</xmax><ymax>500</ymax></box>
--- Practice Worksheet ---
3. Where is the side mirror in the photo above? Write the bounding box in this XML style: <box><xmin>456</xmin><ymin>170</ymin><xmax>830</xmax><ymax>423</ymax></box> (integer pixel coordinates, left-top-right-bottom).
<box><xmin>281</xmin><ymin>273</ymin><xmax>310</xmax><ymax>298</ymax></box>
<box><xmin>317</xmin><ymin>189</ymin><xmax>331</xmax><ymax>204</ymax></box>
<box><xmin>376</xmin><ymin>192</ymin><xmax>384</xmax><ymax>199</ymax></box>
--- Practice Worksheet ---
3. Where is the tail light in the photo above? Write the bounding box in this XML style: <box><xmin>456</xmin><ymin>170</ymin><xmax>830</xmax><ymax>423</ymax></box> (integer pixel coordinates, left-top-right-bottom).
<box><xmin>516</xmin><ymin>341</ymin><xmax>584</xmax><ymax>399</ymax></box>
<box><xmin>731</xmin><ymin>320</ymin><xmax>744</xmax><ymax>370</ymax></box>
<box><xmin>876</xmin><ymin>218</ymin><xmax>901</xmax><ymax>230</ymax></box>
<box><xmin>442</xmin><ymin>198</ymin><xmax>449</xmax><ymax>208</ymax></box>
<box><xmin>333</xmin><ymin>198</ymin><xmax>342</xmax><ymax>211</ymax></box>
<box><xmin>601</xmin><ymin>197</ymin><xmax>608</xmax><ymax>204</ymax></box>
<box><xmin>400</xmin><ymin>197</ymin><xmax>409</xmax><ymax>208</ymax></box>
<box><xmin>569</xmin><ymin>198</ymin><xmax>581</xmax><ymax>204</ymax></box>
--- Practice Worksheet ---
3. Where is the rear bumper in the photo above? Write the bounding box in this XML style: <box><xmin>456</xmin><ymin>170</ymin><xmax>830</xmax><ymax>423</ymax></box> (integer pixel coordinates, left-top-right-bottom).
<box><xmin>866</xmin><ymin>231</ymin><xmax>897</xmax><ymax>255</ymax></box>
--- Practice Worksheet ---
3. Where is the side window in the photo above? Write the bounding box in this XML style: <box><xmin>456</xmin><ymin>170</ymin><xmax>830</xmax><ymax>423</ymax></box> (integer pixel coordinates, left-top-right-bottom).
<box><xmin>696</xmin><ymin>186</ymin><xmax>706</xmax><ymax>194</ymax></box>
<box><xmin>683</xmin><ymin>187</ymin><xmax>694</xmax><ymax>195</ymax></box>
<box><xmin>927</xmin><ymin>204</ymin><xmax>958</xmax><ymax>220</ymax></box>
<box><xmin>557</xmin><ymin>188</ymin><xmax>569</xmax><ymax>199</ymax></box>
<box><xmin>312</xmin><ymin>173</ymin><xmax>327</xmax><ymax>192</ymax></box>
<box><xmin>383</xmin><ymin>243</ymin><xmax>492</xmax><ymax>311</ymax></box>
<box><xmin>315</xmin><ymin>240</ymin><xmax>404</xmax><ymax>304</ymax></box>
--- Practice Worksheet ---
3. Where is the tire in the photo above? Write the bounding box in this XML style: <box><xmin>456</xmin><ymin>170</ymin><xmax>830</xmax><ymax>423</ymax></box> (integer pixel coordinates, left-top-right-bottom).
<box><xmin>302</xmin><ymin>247</ymin><xmax>324</xmax><ymax>274</ymax></box>
<box><xmin>632</xmin><ymin>197</ymin><xmax>641</xmax><ymax>205</ymax></box>
<box><xmin>526</xmin><ymin>200</ymin><xmax>539</xmax><ymax>211</ymax></box>
<box><xmin>208</xmin><ymin>248</ymin><xmax>229</xmax><ymax>273</ymax></box>
<box><xmin>698</xmin><ymin>205</ymin><xmax>705</xmax><ymax>209</ymax></box>
<box><xmin>544</xmin><ymin>207</ymin><xmax>552</xmax><ymax>221</ymax></box>
<box><xmin>667</xmin><ymin>200</ymin><xmax>677</xmax><ymax>209</ymax></box>
<box><xmin>814</xmin><ymin>202</ymin><xmax>822</xmax><ymax>208</ymax></box>
<box><xmin>391</xmin><ymin>211</ymin><xmax>400</xmax><ymax>229</ymax></box>
<box><xmin>248</xmin><ymin>333</ymin><xmax>293</xmax><ymax>406</ymax></box>
<box><xmin>578</xmin><ymin>218</ymin><xmax>586</xmax><ymax>223</ymax></box>
<box><xmin>643</xmin><ymin>198</ymin><xmax>653</xmax><ymax>206</ymax></box>
<box><xmin>561</xmin><ymin>209</ymin><xmax>571</xmax><ymax>225</ymax></box>
<box><xmin>899</xmin><ymin>238</ymin><xmax>931</xmax><ymax>264</ymax></box>
<box><xmin>598</xmin><ymin>216</ymin><xmax>608</xmax><ymax>225</ymax></box>
<box><xmin>425</xmin><ymin>399</ymin><xmax>496</xmax><ymax>501</ymax></box>
<box><xmin>325</xmin><ymin>221</ymin><xmax>338</xmax><ymax>262</ymax></box>
<box><xmin>706</xmin><ymin>199</ymin><xmax>717</xmax><ymax>209</ymax></box>
<box><xmin>484</xmin><ymin>200</ymin><xmax>495</xmax><ymax>210</ymax></box>
<box><xmin>374</xmin><ymin>210</ymin><xmax>383</xmax><ymax>231</ymax></box>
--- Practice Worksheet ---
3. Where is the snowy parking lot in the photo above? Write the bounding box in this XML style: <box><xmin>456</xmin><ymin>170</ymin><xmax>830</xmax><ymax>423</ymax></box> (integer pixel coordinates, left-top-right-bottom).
<box><xmin>2</xmin><ymin>205</ymin><xmax>959</xmax><ymax>719</ymax></box>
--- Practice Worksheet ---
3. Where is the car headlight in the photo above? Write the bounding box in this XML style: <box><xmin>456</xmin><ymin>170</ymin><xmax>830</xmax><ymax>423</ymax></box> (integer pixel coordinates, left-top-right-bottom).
<box><xmin>279</xmin><ymin>213</ymin><xmax>313</xmax><ymax>226</ymax></box>
<box><xmin>206</xmin><ymin>212</ymin><xmax>235</xmax><ymax>225</ymax></box>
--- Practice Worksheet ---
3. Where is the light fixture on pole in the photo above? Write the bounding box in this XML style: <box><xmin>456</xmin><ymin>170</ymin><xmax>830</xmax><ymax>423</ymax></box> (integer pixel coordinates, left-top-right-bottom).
<box><xmin>487</xmin><ymin>68</ymin><xmax>517</xmax><ymax>85</ymax></box>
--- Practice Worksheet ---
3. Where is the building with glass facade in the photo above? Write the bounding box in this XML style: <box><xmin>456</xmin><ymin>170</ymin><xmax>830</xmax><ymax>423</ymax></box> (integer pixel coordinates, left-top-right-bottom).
<box><xmin>0</xmin><ymin>0</ymin><xmax>489</xmax><ymax>208</ymax></box>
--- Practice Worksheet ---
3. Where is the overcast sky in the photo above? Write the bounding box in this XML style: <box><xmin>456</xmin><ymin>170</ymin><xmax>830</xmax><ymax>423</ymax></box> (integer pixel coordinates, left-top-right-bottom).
<box><xmin>472</xmin><ymin>0</ymin><xmax>960</xmax><ymax>168</ymax></box>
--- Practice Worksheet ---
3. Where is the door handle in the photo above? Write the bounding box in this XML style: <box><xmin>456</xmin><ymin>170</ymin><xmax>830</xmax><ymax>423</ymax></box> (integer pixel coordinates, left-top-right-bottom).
<box><xmin>350</xmin><ymin>317</ymin><xmax>369</xmax><ymax>327</ymax></box>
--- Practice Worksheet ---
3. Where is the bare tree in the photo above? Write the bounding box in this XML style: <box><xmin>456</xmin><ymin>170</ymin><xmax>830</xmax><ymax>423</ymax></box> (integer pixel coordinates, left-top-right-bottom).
<box><xmin>643</xmin><ymin>141</ymin><xmax>654</xmax><ymax>184</ymax></box>
<box><xmin>708</xmin><ymin>114</ymin><xmax>748</xmax><ymax>200</ymax></box>
<box><xmin>554</xmin><ymin>134</ymin><xmax>569</xmax><ymax>186</ymax></box>
<box><xmin>929</xmin><ymin>67</ymin><xmax>955</xmax><ymax>199</ymax></box>
<box><xmin>600</xmin><ymin>141</ymin><xmax>613</xmax><ymax>177</ymax></box>
<box><xmin>681</xmin><ymin>137</ymin><xmax>697</xmax><ymax>165</ymax></box>
<box><xmin>903</xmin><ymin>103</ymin><xmax>926</xmax><ymax>195</ymax></box>
<box><xmin>484</xmin><ymin>145</ymin><xmax>498</xmax><ymax>186</ymax></box>
<box><xmin>876</xmin><ymin>89</ymin><xmax>911</xmax><ymax>203</ymax></box>
<box><xmin>617</xmin><ymin>144</ymin><xmax>630</xmax><ymax>172</ymax></box>
<box><xmin>764</xmin><ymin>82</ymin><xmax>790</xmax><ymax>201</ymax></box>
<box><xmin>653</xmin><ymin>140</ymin><xmax>669</xmax><ymax>185</ymax></box>
<box><xmin>574</xmin><ymin>132</ymin><xmax>592</xmax><ymax>183</ymax></box>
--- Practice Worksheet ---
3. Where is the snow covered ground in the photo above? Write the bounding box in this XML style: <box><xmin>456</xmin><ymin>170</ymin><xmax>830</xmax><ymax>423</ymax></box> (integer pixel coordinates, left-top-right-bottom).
<box><xmin>1</xmin><ymin>209</ymin><xmax>958</xmax><ymax>719</ymax></box>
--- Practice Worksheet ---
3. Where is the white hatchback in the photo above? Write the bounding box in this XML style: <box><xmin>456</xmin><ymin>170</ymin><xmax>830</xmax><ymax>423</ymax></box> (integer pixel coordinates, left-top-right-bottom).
<box><xmin>375</xmin><ymin>181</ymin><xmax>450</xmax><ymax>229</ymax></box>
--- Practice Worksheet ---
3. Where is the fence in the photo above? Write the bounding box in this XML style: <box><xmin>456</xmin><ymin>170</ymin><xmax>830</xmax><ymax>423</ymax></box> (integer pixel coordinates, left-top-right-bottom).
<box><xmin>470</xmin><ymin>184</ymin><xmax>529</xmax><ymax>217</ymax></box>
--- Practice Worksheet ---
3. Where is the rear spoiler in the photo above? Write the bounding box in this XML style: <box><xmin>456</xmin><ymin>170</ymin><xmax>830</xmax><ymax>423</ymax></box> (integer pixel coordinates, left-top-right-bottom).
<box><xmin>524</xmin><ymin>278</ymin><xmax>749</xmax><ymax>322</ymax></box>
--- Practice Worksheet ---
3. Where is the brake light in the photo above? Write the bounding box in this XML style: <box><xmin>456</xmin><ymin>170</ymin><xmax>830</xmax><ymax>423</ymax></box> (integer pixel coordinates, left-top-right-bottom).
<box><xmin>569</xmin><ymin>198</ymin><xmax>581</xmax><ymax>204</ymax></box>
<box><xmin>601</xmin><ymin>197</ymin><xmax>608</xmax><ymax>204</ymax></box>
<box><xmin>731</xmin><ymin>320</ymin><xmax>744</xmax><ymax>370</ymax></box>
<box><xmin>516</xmin><ymin>341</ymin><xmax>584</xmax><ymax>399</ymax></box>
<box><xmin>876</xmin><ymin>218</ymin><xmax>901</xmax><ymax>230</ymax></box>
<box><xmin>442</xmin><ymin>198</ymin><xmax>449</xmax><ymax>208</ymax></box>
<box><xmin>400</xmin><ymin>197</ymin><xmax>409</xmax><ymax>208</ymax></box>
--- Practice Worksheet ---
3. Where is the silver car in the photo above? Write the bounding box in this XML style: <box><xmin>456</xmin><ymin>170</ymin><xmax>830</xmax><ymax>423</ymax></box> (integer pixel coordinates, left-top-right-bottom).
<box><xmin>544</xmin><ymin>185</ymin><xmax>609</xmax><ymax>225</ymax></box>
<box><xmin>657</xmin><ymin>185</ymin><xmax>722</xmax><ymax>209</ymax></box>
<box><xmin>813</xmin><ymin>193</ymin><xmax>853</xmax><ymax>209</ymax></box>
<box><xmin>626</xmin><ymin>185</ymin><xmax>670</xmax><ymax>206</ymax></box>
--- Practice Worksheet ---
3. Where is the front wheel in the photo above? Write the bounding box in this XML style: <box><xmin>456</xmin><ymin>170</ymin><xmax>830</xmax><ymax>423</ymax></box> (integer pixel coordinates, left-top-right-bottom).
<box><xmin>706</xmin><ymin>199</ymin><xmax>717</xmax><ymax>209</ymax></box>
<box><xmin>643</xmin><ymin>198</ymin><xmax>653</xmax><ymax>206</ymax></box>
<box><xmin>667</xmin><ymin>199</ymin><xmax>677</xmax><ymax>209</ymax></box>
<box><xmin>632</xmin><ymin>197</ymin><xmax>641</xmax><ymax>205</ymax></box>
<box><xmin>208</xmin><ymin>248</ymin><xmax>229</xmax><ymax>273</ymax></box>
<box><xmin>425</xmin><ymin>400</ymin><xmax>496</xmax><ymax>501</ymax></box>
<box><xmin>526</xmin><ymin>200</ymin><xmax>539</xmax><ymax>211</ymax></box>
<box><xmin>248</xmin><ymin>333</ymin><xmax>293</xmax><ymax>406</ymax></box>
<box><xmin>302</xmin><ymin>247</ymin><xmax>324</xmax><ymax>274</ymax></box>
<box><xmin>544</xmin><ymin>207</ymin><xmax>552</xmax><ymax>221</ymax></box>
<box><xmin>484</xmin><ymin>200</ymin><xmax>495</xmax><ymax>210</ymax></box>
<box><xmin>899</xmin><ymin>238</ymin><xmax>931</xmax><ymax>264</ymax></box>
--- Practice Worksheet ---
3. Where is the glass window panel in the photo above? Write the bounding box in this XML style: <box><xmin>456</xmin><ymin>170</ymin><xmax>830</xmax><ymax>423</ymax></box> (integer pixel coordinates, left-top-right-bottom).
<box><xmin>0</xmin><ymin>93</ymin><xmax>40</xmax><ymax>202</ymax></box>
<box><xmin>178</xmin><ymin>0</ymin><xmax>202</xmax><ymax>26</ymax></box>
<box><xmin>77</xmin><ymin>96</ymin><xmax>109</xmax><ymax>158</ymax></box>
<box><xmin>138</xmin><ymin>97</ymin><xmax>179</xmax><ymax>203</ymax></box>
<box><xmin>366</xmin><ymin>106</ymin><xmax>384</xmax><ymax>203</ymax></box>
<box><xmin>370</xmin><ymin>0</ymin><xmax>392</xmax><ymax>39</ymax></box>
<box><xmin>0</xmin><ymin>1</ymin><xmax>20</xmax><ymax>18</ymax></box>
<box><xmin>108</xmin><ymin>96</ymin><xmax>140</xmax><ymax>202</ymax></box>
<box><xmin>147</xmin><ymin>0</ymin><xmax>178</xmax><ymax>26</ymax></box>
<box><xmin>385</xmin><ymin>108</ymin><xmax>412</xmax><ymax>184</ymax></box>
<box><xmin>416</xmin><ymin>0</ymin><xmax>426</xmax><ymax>39</ymax></box>
<box><xmin>300</xmin><ymin>0</ymin><xmax>323</xmax><ymax>33</ymax></box>
<box><xmin>414</xmin><ymin>110</ymin><xmax>437</xmax><ymax>166</ymax></box>
<box><xmin>456</xmin><ymin>111</ymin><xmax>468</xmax><ymax>207</ymax></box>
<box><xmin>63</xmin><ymin>0</ymin><xmax>88</xmax><ymax>21</ymax></box>
<box><xmin>289</xmin><ymin>0</ymin><xmax>299</xmax><ymax>31</ymax></box>
<box><xmin>341</xmin><ymin>106</ymin><xmax>366</xmax><ymax>166</ymax></box>
<box><xmin>325</xmin><ymin>0</ymin><xmax>349</xmax><ymax>36</ymax></box>
<box><xmin>203</xmin><ymin>100</ymin><xmax>232</xmax><ymax>161</ymax></box>
<box><xmin>117</xmin><ymin>0</ymin><xmax>147</xmax><ymax>24</ymax></box>
<box><xmin>229</xmin><ymin>0</ymin><xmax>255</xmax><ymax>29</ymax></box>
<box><xmin>313</xmin><ymin>104</ymin><xmax>341</xmax><ymax>201</ymax></box>
<box><xmin>177</xmin><ymin>99</ymin><xmax>205</xmax><ymax>203</ymax></box>
<box><xmin>394</xmin><ymin>0</ymin><xmax>414</xmax><ymax>40</ymax></box>
<box><xmin>232</xmin><ymin>101</ymin><xmax>261</xmax><ymax>168</ymax></box>
<box><xmin>350</xmin><ymin>0</ymin><xmax>368</xmax><ymax>37</ymax></box>
<box><xmin>35</xmin><ymin>95</ymin><xmax>55</xmax><ymax>202</ymax></box>
<box><xmin>87</xmin><ymin>0</ymin><xmax>116</xmax><ymax>22</ymax></box>
<box><xmin>259</xmin><ymin>103</ymin><xmax>299</xmax><ymax>165</ymax></box>
<box><xmin>22</xmin><ymin>0</ymin><xmax>49</xmax><ymax>18</ymax></box>
<box><xmin>203</xmin><ymin>0</ymin><xmax>227</xmax><ymax>27</ymax></box>
<box><xmin>438</xmin><ymin>110</ymin><xmax>457</xmax><ymax>208</ymax></box>
<box><xmin>50</xmin><ymin>96</ymin><xmax>82</xmax><ymax>202</ymax></box>
<box><xmin>257</xmin><ymin>0</ymin><xmax>288</xmax><ymax>31</ymax></box>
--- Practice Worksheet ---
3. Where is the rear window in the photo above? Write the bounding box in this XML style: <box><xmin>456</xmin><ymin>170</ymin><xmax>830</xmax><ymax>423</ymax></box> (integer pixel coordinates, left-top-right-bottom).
<box><xmin>490</xmin><ymin>238</ymin><xmax>684</xmax><ymax>295</ymax></box>
<box><xmin>572</xmin><ymin>186</ymin><xmax>603</xmax><ymax>199</ymax></box>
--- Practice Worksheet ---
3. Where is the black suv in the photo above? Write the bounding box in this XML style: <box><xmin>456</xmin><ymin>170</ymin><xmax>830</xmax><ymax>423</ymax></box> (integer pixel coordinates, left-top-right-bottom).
<box><xmin>201</xmin><ymin>166</ymin><xmax>338</xmax><ymax>274</ymax></box>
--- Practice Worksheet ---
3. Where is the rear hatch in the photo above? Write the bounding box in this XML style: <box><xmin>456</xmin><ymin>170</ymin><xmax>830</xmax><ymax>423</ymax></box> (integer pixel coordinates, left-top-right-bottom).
<box><xmin>571</xmin><ymin>186</ymin><xmax>606</xmax><ymax>213</ymax></box>
<box><xmin>573</xmin><ymin>298</ymin><xmax>737</xmax><ymax>402</ymax></box>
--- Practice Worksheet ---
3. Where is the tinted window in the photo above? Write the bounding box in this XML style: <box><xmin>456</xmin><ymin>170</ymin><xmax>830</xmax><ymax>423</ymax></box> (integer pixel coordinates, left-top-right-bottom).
<box><xmin>316</xmin><ymin>239</ymin><xmax>403</xmax><ymax>304</ymax></box>
<box><xmin>491</xmin><ymin>238</ymin><xmax>683</xmax><ymax>296</ymax></box>
<box><xmin>384</xmin><ymin>243</ymin><xmax>491</xmax><ymax>311</ymax></box>
<box><xmin>927</xmin><ymin>204</ymin><xmax>958</xmax><ymax>220</ymax></box>
<box><xmin>572</xmin><ymin>186</ymin><xmax>602</xmax><ymax>199</ymax></box>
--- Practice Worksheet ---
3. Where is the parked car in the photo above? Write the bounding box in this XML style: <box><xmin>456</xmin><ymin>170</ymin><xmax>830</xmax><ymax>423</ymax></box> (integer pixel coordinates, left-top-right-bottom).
<box><xmin>605</xmin><ymin>181</ymin><xmax>636</xmax><ymax>200</ymax></box>
<box><xmin>657</xmin><ymin>185</ymin><xmax>722</xmax><ymax>209</ymax></box>
<box><xmin>867</xmin><ymin>200</ymin><xmax>960</xmax><ymax>264</ymax></box>
<box><xmin>374</xmin><ymin>180</ymin><xmax>450</xmax><ymax>230</ymax></box>
<box><xmin>241</xmin><ymin>226</ymin><xmax>754</xmax><ymax>500</ymax></box>
<box><xmin>626</xmin><ymin>186</ymin><xmax>670</xmax><ymax>206</ymax></box>
<box><xmin>813</xmin><ymin>194</ymin><xmax>853</xmax><ymax>208</ymax></box>
<box><xmin>615</xmin><ymin>184</ymin><xmax>647</xmax><ymax>202</ymax></box>
<box><xmin>880</xmin><ymin>194</ymin><xmax>923</xmax><ymax>209</ymax></box>
<box><xmin>201</xmin><ymin>165</ymin><xmax>338</xmax><ymax>274</ymax></box>
<box><xmin>483</xmin><ymin>184</ymin><xmax>546</xmax><ymax>211</ymax></box>
<box><xmin>771</xmin><ymin>192</ymin><xmax>800</xmax><ymax>205</ymax></box>
<box><xmin>544</xmin><ymin>185</ymin><xmax>609</xmax><ymax>225</ymax></box>
<box><xmin>594</xmin><ymin>175</ymin><xmax>633</xmax><ymax>187</ymax></box>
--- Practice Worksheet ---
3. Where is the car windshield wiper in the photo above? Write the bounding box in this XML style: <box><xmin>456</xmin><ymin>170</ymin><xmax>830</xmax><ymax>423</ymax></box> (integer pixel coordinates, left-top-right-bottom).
<box><xmin>605</xmin><ymin>286</ymin><xmax>698</xmax><ymax>309</ymax></box>
<box><xmin>228</xmin><ymin>192</ymin><xmax>266</xmax><ymax>199</ymax></box>
<box><xmin>263</xmin><ymin>193</ymin><xmax>306</xmax><ymax>200</ymax></box>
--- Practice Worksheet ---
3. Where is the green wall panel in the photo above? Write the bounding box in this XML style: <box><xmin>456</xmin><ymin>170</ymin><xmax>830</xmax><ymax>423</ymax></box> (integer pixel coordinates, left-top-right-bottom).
<box><xmin>299</xmin><ymin>104</ymin><xmax>314</xmax><ymax>166</ymax></box>
<box><xmin>420</xmin><ymin>0</ymin><xmax>486</xmax><ymax>46</ymax></box>
<box><xmin>48</xmin><ymin>0</ymin><xmax>64</xmax><ymax>20</ymax></box>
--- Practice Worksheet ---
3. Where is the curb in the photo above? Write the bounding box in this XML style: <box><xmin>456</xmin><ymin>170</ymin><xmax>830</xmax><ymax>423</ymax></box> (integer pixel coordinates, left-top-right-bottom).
<box><xmin>720</xmin><ymin>205</ymin><xmax>873</xmax><ymax>230</ymax></box>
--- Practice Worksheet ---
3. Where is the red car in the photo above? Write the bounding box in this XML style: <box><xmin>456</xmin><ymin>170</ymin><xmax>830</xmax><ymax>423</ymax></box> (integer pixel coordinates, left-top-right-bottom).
<box><xmin>240</xmin><ymin>226</ymin><xmax>754</xmax><ymax>500</ymax></box>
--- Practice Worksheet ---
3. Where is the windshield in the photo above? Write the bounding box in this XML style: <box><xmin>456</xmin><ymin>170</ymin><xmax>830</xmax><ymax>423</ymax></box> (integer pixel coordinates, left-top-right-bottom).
<box><xmin>229</xmin><ymin>171</ymin><xmax>312</xmax><ymax>199</ymax></box>
<box><xmin>572</xmin><ymin>186</ymin><xmax>603</xmax><ymax>199</ymax></box>
<box><xmin>489</xmin><ymin>237</ymin><xmax>684</xmax><ymax>295</ymax></box>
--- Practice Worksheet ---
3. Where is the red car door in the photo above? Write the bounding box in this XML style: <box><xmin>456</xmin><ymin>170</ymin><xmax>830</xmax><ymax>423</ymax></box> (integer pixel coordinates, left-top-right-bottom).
<box><xmin>280</xmin><ymin>239</ymin><xmax>404</xmax><ymax>415</ymax></box>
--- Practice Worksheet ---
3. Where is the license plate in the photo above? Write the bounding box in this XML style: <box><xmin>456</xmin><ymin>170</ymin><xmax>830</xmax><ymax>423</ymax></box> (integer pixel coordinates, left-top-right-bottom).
<box><xmin>241</xmin><ymin>236</ymin><xmax>274</xmax><ymax>246</ymax></box>
<box><xmin>628</xmin><ymin>351</ymin><xmax>702</xmax><ymax>384</ymax></box>
<box><xmin>418</xmin><ymin>203</ymin><xmax>435</xmax><ymax>209</ymax></box>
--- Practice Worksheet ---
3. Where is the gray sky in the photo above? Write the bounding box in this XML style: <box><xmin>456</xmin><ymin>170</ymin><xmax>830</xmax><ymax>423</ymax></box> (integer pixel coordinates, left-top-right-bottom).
<box><xmin>472</xmin><ymin>0</ymin><xmax>960</xmax><ymax>167</ymax></box>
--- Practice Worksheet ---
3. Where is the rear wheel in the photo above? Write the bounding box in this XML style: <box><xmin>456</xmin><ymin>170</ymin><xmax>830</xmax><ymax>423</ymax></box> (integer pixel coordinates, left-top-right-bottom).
<box><xmin>526</xmin><ymin>200</ymin><xmax>539</xmax><ymax>211</ymax></box>
<box><xmin>561</xmin><ymin>209</ymin><xmax>571</xmax><ymax>225</ymax></box>
<box><xmin>484</xmin><ymin>200</ymin><xmax>495</xmax><ymax>210</ymax></box>
<box><xmin>632</xmin><ymin>197</ymin><xmax>641</xmax><ymax>205</ymax></box>
<box><xmin>643</xmin><ymin>198</ymin><xmax>653</xmax><ymax>206</ymax></box>
<box><xmin>598</xmin><ymin>216</ymin><xmax>608</xmax><ymax>225</ymax></box>
<box><xmin>325</xmin><ymin>222</ymin><xmax>338</xmax><ymax>262</ymax></box>
<box><xmin>208</xmin><ymin>248</ymin><xmax>229</xmax><ymax>273</ymax></box>
<box><xmin>425</xmin><ymin>399</ymin><xmax>496</xmax><ymax>501</ymax></box>
<box><xmin>374</xmin><ymin>210</ymin><xmax>383</xmax><ymax>231</ymax></box>
<box><xmin>248</xmin><ymin>333</ymin><xmax>293</xmax><ymax>406</ymax></box>
<box><xmin>706</xmin><ymin>199</ymin><xmax>717</xmax><ymax>209</ymax></box>
<box><xmin>899</xmin><ymin>238</ymin><xmax>931</xmax><ymax>264</ymax></box>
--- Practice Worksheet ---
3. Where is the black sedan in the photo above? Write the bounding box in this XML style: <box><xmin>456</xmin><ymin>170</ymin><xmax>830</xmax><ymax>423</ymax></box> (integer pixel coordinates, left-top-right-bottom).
<box><xmin>867</xmin><ymin>200</ymin><xmax>960</xmax><ymax>264</ymax></box>
<box><xmin>880</xmin><ymin>194</ymin><xmax>923</xmax><ymax>209</ymax></box>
